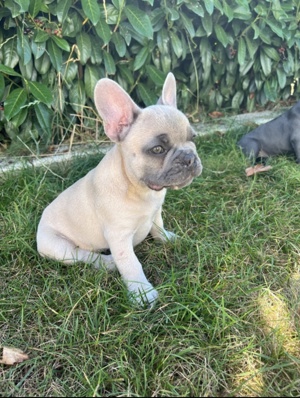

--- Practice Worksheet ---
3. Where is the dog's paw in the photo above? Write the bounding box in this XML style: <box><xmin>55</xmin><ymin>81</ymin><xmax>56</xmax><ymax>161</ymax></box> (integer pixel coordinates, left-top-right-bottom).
<box><xmin>152</xmin><ymin>228</ymin><xmax>178</xmax><ymax>243</ymax></box>
<box><xmin>94</xmin><ymin>254</ymin><xmax>117</xmax><ymax>271</ymax></box>
<box><xmin>163</xmin><ymin>230</ymin><xmax>178</xmax><ymax>242</ymax></box>
<box><xmin>127</xmin><ymin>281</ymin><xmax>158</xmax><ymax>307</ymax></box>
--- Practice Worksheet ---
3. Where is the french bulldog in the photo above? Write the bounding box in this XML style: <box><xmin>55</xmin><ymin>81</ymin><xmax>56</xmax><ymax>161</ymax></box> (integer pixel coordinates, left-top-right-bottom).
<box><xmin>36</xmin><ymin>73</ymin><xmax>202</xmax><ymax>306</ymax></box>
<box><xmin>237</xmin><ymin>100</ymin><xmax>300</xmax><ymax>164</ymax></box>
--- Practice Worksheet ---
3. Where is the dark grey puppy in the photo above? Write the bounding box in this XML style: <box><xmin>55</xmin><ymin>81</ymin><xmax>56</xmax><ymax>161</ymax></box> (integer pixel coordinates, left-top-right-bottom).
<box><xmin>237</xmin><ymin>100</ymin><xmax>300</xmax><ymax>164</ymax></box>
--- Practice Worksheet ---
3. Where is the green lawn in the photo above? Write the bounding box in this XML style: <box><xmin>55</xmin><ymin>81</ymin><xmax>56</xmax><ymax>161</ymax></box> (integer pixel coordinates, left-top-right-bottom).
<box><xmin>1</xmin><ymin>128</ymin><xmax>300</xmax><ymax>396</ymax></box>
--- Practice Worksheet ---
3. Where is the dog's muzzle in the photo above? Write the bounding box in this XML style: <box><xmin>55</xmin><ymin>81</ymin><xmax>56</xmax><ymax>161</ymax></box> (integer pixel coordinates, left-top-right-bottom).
<box><xmin>145</xmin><ymin>150</ymin><xmax>202</xmax><ymax>191</ymax></box>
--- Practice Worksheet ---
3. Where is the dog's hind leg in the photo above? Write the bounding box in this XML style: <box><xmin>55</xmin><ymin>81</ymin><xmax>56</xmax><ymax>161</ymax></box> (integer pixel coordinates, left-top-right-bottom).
<box><xmin>36</xmin><ymin>225</ymin><xmax>116</xmax><ymax>270</ymax></box>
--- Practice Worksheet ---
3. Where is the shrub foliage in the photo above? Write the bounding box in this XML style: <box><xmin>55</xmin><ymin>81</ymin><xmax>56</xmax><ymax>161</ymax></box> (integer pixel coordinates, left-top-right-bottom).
<box><xmin>0</xmin><ymin>0</ymin><xmax>300</xmax><ymax>149</ymax></box>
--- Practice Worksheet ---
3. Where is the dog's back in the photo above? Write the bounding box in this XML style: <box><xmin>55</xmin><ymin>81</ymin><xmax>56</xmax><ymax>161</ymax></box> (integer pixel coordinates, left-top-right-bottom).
<box><xmin>237</xmin><ymin>100</ymin><xmax>300</xmax><ymax>161</ymax></box>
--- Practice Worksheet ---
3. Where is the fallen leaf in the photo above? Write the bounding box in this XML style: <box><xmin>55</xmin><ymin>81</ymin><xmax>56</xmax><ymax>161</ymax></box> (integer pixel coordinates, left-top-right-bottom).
<box><xmin>245</xmin><ymin>164</ymin><xmax>272</xmax><ymax>177</ymax></box>
<box><xmin>208</xmin><ymin>111</ymin><xmax>224</xmax><ymax>118</ymax></box>
<box><xmin>0</xmin><ymin>346</ymin><xmax>29</xmax><ymax>365</ymax></box>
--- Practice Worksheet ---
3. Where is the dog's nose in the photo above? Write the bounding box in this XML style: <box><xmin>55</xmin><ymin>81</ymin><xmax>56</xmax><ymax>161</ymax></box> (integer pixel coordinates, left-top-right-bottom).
<box><xmin>182</xmin><ymin>151</ymin><xmax>195</xmax><ymax>167</ymax></box>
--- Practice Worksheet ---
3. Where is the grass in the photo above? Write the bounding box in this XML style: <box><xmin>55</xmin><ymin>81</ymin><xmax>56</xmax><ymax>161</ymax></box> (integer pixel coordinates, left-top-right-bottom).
<box><xmin>1</xmin><ymin>127</ymin><xmax>300</xmax><ymax>396</ymax></box>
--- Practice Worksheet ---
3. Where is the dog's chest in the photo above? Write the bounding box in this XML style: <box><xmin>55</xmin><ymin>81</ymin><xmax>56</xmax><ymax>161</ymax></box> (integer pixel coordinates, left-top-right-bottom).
<box><xmin>131</xmin><ymin>200</ymin><xmax>163</xmax><ymax>245</ymax></box>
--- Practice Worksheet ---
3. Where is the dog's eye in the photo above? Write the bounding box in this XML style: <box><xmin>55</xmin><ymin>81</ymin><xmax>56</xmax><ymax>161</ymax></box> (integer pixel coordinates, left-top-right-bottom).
<box><xmin>151</xmin><ymin>145</ymin><xmax>165</xmax><ymax>155</ymax></box>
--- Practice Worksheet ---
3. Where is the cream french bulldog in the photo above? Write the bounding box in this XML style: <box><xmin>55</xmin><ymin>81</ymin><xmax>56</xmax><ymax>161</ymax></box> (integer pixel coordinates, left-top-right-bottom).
<box><xmin>37</xmin><ymin>73</ymin><xmax>202</xmax><ymax>305</ymax></box>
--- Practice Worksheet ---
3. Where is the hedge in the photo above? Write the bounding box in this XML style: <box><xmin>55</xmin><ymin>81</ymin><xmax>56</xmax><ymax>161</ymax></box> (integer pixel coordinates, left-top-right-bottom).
<box><xmin>0</xmin><ymin>0</ymin><xmax>300</xmax><ymax>149</ymax></box>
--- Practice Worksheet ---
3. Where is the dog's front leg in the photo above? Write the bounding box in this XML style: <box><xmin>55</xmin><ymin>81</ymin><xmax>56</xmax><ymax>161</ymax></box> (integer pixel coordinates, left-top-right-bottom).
<box><xmin>108</xmin><ymin>237</ymin><xmax>158</xmax><ymax>306</ymax></box>
<box><xmin>150</xmin><ymin>207</ymin><xmax>177</xmax><ymax>242</ymax></box>
<box><xmin>291</xmin><ymin>136</ymin><xmax>300</xmax><ymax>163</ymax></box>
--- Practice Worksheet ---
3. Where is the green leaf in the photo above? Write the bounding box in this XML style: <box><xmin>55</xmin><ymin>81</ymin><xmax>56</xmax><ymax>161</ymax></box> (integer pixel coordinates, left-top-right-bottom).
<box><xmin>276</xmin><ymin>67</ymin><xmax>286</xmax><ymax>89</ymax></box>
<box><xmin>31</xmin><ymin>40</ymin><xmax>46</xmax><ymax>60</ymax></box>
<box><xmin>200</xmin><ymin>38</ymin><xmax>212</xmax><ymax>80</ymax></box>
<box><xmin>51</xmin><ymin>35</ymin><xmax>70</xmax><ymax>52</ymax></box>
<box><xmin>137</xmin><ymin>83</ymin><xmax>157</xmax><ymax>106</ymax></box>
<box><xmin>14</xmin><ymin>0</ymin><xmax>29</xmax><ymax>12</ymax></box>
<box><xmin>185</xmin><ymin>3</ymin><xmax>204</xmax><ymax>17</ymax></box>
<box><xmin>244</xmin><ymin>35</ymin><xmax>259</xmax><ymax>59</ymax></box>
<box><xmin>223</xmin><ymin>1</ymin><xmax>234</xmax><ymax>22</ymax></box>
<box><xmin>282</xmin><ymin>49</ymin><xmax>294</xmax><ymax>75</ymax></box>
<box><xmin>34</xmin><ymin>52</ymin><xmax>51</xmax><ymax>74</ymax></box>
<box><xmin>111</xmin><ymin>32</ymin><xmax>126</xmax><ymax>57</ymax></box>
<box><xmin>170</xmin><ymin>31</ymin><xmax>183</xmax><ymax>58</ymax></box>
<box><xmin>124</xmin><ymin>5</ymin><xmax>153</xmax><ymax>39</ymax></box>
<box><xmin>239</xmin><ymin>59</ymin><xmax>254</xmax><ymax>76</ymax></box>
<box><xmin>161</xmin><ymin>54</ymin><xmax>171</xmax><ymax>73</ymax></box>
<box><xmin>104</xmin><ymin>3</ymin><xmax>119</xmax><ymax>24</ymax></box>
<box><xmin>146</xmin><ymin>65</ymin><xmax>166</xmax><ymax>86</ymax></box>
<box><xmin>0</xmin><ymin>64</ymin><xmax>22</xmax><ymax>77</ymax></box>
<box><xmin>233</xmin><ymin>5</ymin><xmax>251</xmax><ymax>20</ymax></box>
<box><xmin>180</xmin><ymin>13</ymin><xmax>195</xmax><ymax>38</ymax></box>
<box><xmin>61</xmin><ymin>61</ymin><xmax>78</xmax><ymax>84</ymax></box>
<box><xmin>2</xmin><ymin>38</ymin><xmax>19</xmax><ymax>69</ymax></box>
<box><xmin>27</xmin><ymin>81</ymin><xmax>52</xmax><ymax>105</ymax></box>
<box><xmin>69</xmin><ymin>80</ymin><xmax>86</xmax><ymax>113</ymax></box>
<box><xmin>56</xmin><ymin>0</ymin><xmax>72</xmax><ymax>23</ymax></box>
<box><xmin>17</xmin><ymin>28</ymin><xmax>32</xmax><ymax>65</ymax></box>
<box><xmin>4</xmin><ymin>88</ymin><xmax>27</xmax><ymax>120</ymax></box>
<box><xmin>117</xmin><ymin>64</ymin><xmax>135</xmax><ymax>86</ymax></box>
<box><xmin>237</xmin><ymin>37</ymin><xmax>246</xmax><ymax>65</ymax></box>
<box><xmin>157</xmin><ymin>29</ymin><xmax>170</xmax><ymax>54</ymax></box>
<box><xmin>84</xmin><ymin>64</ymin><xmax>102</xmax><ymax>99</ymax></box>
<box><xmin>264</xmin><ymin>79</ymin><xmax>278</xmax><ymax>102</ymax></box>
<box><xmin>82</xmin><ymin>0</ymin><xmax>101</xmax><ymax>26</ymax></box>
<box><xmin>47</xmin><ymin>39</ymin><xmax>63</xmax><ymax>72</ymax></box>
<box><xmin>259</xmin><ymin>29</ymin><xmax>272</xmax><ymax>45</ymax></box>
<box><xmin>266</xmin><ymin>19</ymin><xmax>284</xmax><ymax>38</ymax></box>
<box><xmin>119</xmin><ymin>25</ymin><xmax>132</xmax><ymax>47</ymax></box>
<box><xmin>231</xmin><ymin>90</ymin><xmax>244</xmax><ymax>110</ymax></box>
<box><xmin>201</xmin><ymin>13</ymin><xmax>213</xmax><ymax>36</ymax></box>
<box><xmin>260</xmin><ymin>51</ymin><xmax>272</xmax><ymax>76</ymax></box>
<box><xmin>34</xmin><ymin>29</ymin><xmax>50</xmax><ymax>43</ymax></box>
<box><xmin>103</xmin><ymin>51</ymin><xmax>116</xmax><ymax>75</ymax></box>
<box><xmin>29</xmin><ymin>0</ymin><xmax>43</xmax><ymax>18</ymax></box>
<box><xmin>214</xmin><ymin>25</ymin><xmax>229</xmax><ymax>48</ymax></box>
<box><xmin>90</xmin><ymin>36</ymin><xmax>103</xmax><ymax>64</ymax></box>
<box><xmin>262</xmin><ymin>46</ymin><xmax>280</xmax><ymax>62</ymax></box>
<box><xmin>4</xmin><ymin>0</ymin><xmax>21</xmax><ymax>17</ymax></box>
<box><xmin>11</xmin><ymin>106</ymin><xmax>28</xmax><ymax>128</ymax></box>
<box><xmin>18</xmin><ymin>58</ymin><xmax>34</xmax><ymax>81</ymax></box>
<box><xmin>76</xmin><ymin>32</ymin><xmax>92</xmax><ymax>65</ymax></box>
<box><xmin>0</xmin><ymin>73</ymin><xmax>5</xmax><ymax>99</ymax></box>
<box><xmin>95</xmin><ymin>18</ymin><xmax>112</xmax><ymax>45</ymax></box>
<box><xmin>167</xmin><ymin>7</ymin><xmax>180</xmax><ymax>21</ymax></box>
<box><xmin>133</xmin><ymin>46</ymin><xmax>149</xmax><ymax>71</ymax></box>
<box><xmin>34</xmin><ymin>102</ymin><xmax>52</xmax><ymax>135</ymax></box>
<box><xmin>204</xmin><ymin>0</ymin><xmax>214</xmax><ymax>15</ymax></box>
<box><xmin>272</xmin><ymin>0</ymin><xmax>288</xmax><ymax>21</ymax></box>
<box><xmin>62</xmin><ymin>13</ymin><xmax>77</xmax><ymax>37</ymax></box>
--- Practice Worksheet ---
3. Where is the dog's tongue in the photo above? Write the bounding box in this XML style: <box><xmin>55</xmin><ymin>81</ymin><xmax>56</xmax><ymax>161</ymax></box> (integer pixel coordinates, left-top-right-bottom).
<box><xmin>148</xmin><ymin>184</ymin><xmax>165</xmax><ymax>191</ymax></box>
<box><xmin>148</xmin><ymin>183</ymin><xmax>180</xmax><ymax>191</ymax></box>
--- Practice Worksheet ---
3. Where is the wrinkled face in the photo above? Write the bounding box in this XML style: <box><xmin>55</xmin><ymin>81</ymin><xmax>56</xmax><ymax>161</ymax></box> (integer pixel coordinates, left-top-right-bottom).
<box><xmin>121</xmin><ymin>105</ymin><xmax>202</xmax><ymax>191</ymax></box>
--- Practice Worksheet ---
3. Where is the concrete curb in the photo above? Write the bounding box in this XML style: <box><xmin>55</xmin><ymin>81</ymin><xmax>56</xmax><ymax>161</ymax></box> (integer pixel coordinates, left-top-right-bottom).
<box><xmin>0</xmin><ymin>108</ymin><xmax>286</xmax><ymax>174</ymax></box>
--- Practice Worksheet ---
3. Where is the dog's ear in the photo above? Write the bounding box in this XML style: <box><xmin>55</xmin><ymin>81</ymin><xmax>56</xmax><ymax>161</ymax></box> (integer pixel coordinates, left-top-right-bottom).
<box><xmin>157</xmin><ymin>72</ymin><xmax>177</xmax><ymax>108</ymax></box>
<box><xmin>94</xmin><ymin>79</ymin><xmax>141</xmax><ymax>142</ymax></box>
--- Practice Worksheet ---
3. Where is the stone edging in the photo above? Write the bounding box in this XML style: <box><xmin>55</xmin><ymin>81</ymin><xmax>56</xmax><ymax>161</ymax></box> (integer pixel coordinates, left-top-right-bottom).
<box><xmin>0</xmin><ymin>108</ymin><xmax>286</xmax><ymax>174</ymax></box>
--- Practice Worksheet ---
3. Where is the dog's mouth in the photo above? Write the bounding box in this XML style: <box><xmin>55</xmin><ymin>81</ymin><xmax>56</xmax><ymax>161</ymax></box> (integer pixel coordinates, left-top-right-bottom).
<box><xmin>144</xmin><ymin>155</ymin><xmax>202</xmax><ymax>192</ymax></box>
<box><xmin>146</xmin><ymin>178</ymin><xmax>193</xmax><ymax>191</ymax></box>
<box><xmin>147</xmin><ymin>183</ymin><xmax>165</xmax><ymax>191</ymax></box>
